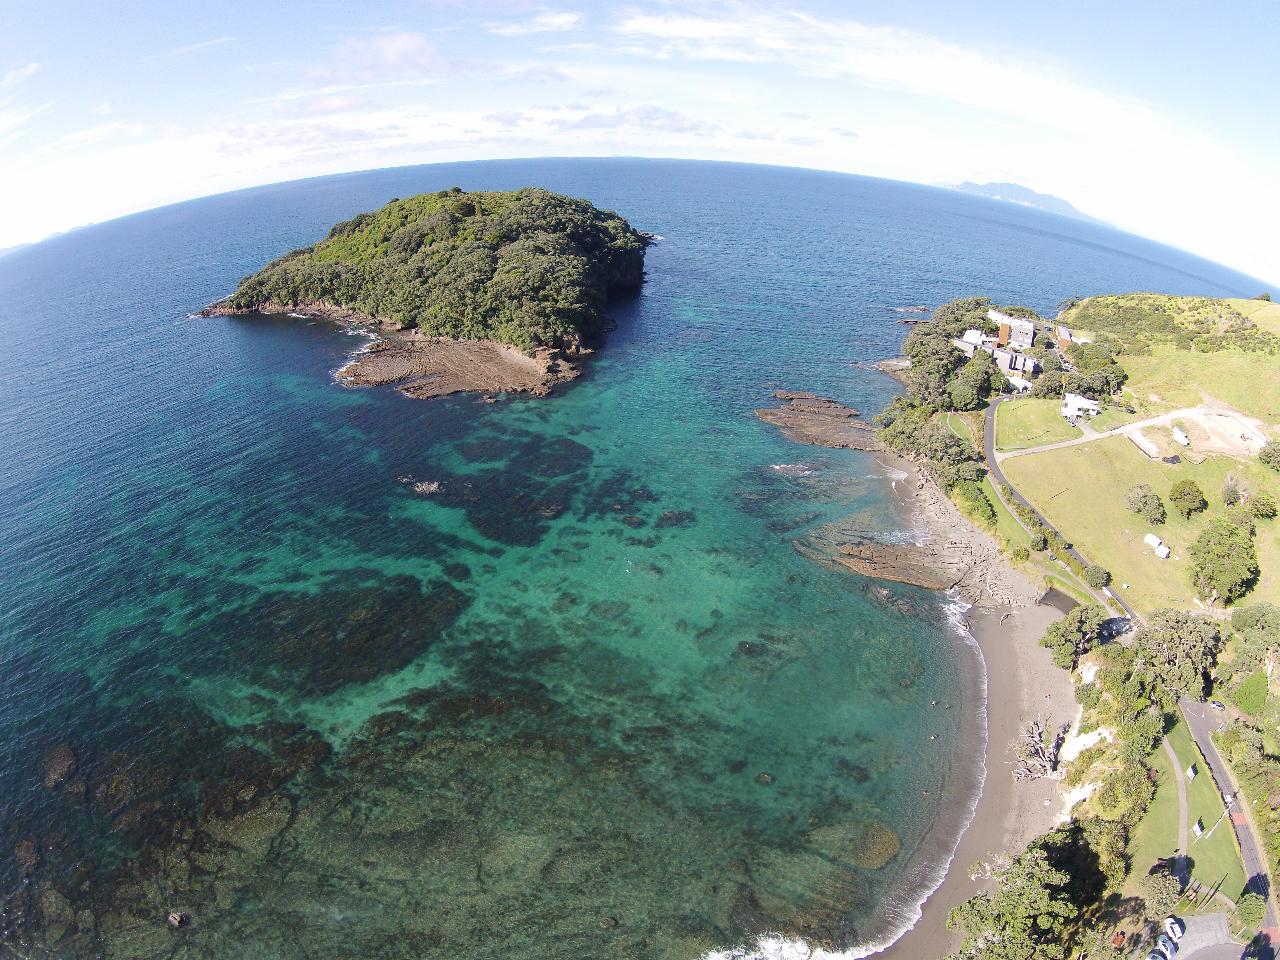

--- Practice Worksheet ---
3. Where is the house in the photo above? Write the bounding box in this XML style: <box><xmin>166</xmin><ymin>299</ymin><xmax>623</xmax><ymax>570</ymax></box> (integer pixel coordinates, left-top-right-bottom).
<box><xmin>988</xmin><ymin>309</ymin><xmax>1035</xmax><ymax>348</ymax></box>
<box><xmin>1006</xmin><ymin>375</ymin><xmax>1032</xmax><ymax>393</ymax></box>
<box><xmin>961</xmin><ymin>329</ymin><xmax>985</xmax><ymax>346</ymax></box>
<box><xmin>1171</xmin><ymin>426</ymin><xmax>1190</xmax><ymax>447</ymax></box>
<box><xmin>1143</xmin><ymin>533</ymin><xmax>1171</xmax><ymax>559</ymax></box>
<box><xmin>951</xmin><ymin>338</ymin><xmax>978</xmax><ymax>358</ymax></box>
<box><xmin>992</xmin><ymin>348</ymin><xmax>1039</xmax><ymax>375</ymax></box>
<box><xmin>1060</xmin><ymin>392</ymin><xmax>1100</xmax><ymax>419</ymax></box>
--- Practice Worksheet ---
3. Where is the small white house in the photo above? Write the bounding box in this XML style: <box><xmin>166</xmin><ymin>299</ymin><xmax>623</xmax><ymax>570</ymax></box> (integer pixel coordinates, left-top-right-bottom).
<box><xmin>1061</xmin><ymin>393</ymin><xmax>1100</xmax><ymax>419</ymax></box>
<box><xmin>1006</xmin><ymin>375</ymin><xmax>1032</xmax><ymax>393</ymax></box>
<box><xmin>961</xmin><ymin>329</ymin><xmax>985</xmax><ymax>346</ymax></box>
<box><xmin>1171</xmin><ymin>426</ymin><xmax>1190</xmax><ymax>447</ymax></box>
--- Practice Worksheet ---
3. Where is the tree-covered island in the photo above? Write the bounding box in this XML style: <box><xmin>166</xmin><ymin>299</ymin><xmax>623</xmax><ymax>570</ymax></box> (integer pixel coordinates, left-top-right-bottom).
<box><xmin>206</xmin><ymin>187</ymin><xmax>648</xmax><ymax>398</ymax></box>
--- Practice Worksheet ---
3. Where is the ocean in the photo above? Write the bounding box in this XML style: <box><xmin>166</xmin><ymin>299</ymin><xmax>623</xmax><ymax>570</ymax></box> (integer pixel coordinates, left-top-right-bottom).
<box><xmin>0</xmin><ymin>158</ymin><xmax>1264</xmax><ymax>959</ymax></box>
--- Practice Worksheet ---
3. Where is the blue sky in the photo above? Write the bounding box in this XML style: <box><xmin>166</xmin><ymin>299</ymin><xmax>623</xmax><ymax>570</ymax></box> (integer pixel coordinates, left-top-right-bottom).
<box><xmin>3</xmin><ymin>1</ymin><xmax>1278</xmax><ymax>282</ymax></box>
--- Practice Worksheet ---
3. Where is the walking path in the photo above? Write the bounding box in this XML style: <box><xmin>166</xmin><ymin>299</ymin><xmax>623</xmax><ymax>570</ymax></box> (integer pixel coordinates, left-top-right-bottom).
<box><xmin>1167</xmin><ymin>737</ymin><xmax>1192</xmax><ymax>885</ymax></box>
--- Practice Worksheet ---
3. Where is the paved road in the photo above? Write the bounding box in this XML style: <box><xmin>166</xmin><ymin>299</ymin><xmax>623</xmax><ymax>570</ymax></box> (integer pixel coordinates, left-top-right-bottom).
<box><xmin>1182</xmin><ymin>697</ymin><xmax>1279</xmax><ymax>958</ymax></box>
<box><xmin>983</xmin><ymin>396</ymin><xmax>1140</xmax><ymax>623</ymax></box>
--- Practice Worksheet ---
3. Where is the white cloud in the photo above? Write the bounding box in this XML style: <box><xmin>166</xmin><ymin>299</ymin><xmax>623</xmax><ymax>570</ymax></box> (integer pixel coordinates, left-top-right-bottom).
<box><xmin>145</xmin><ymin>36</ymin><xmax>236</xmax><ymax>61</ymax></box>
<box><xmin>488</xmin><ymin>11</ymin><xmax>583</xmax><ymax>36</ymax></box>
<box><xmin>2</xmin><ymin>63</ymin><xmax>41</xmax><ymax>88</ymax></box>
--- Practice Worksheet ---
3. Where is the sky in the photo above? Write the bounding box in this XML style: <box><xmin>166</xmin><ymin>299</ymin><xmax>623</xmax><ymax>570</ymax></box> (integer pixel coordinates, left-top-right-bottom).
<box><xmin>3</xmin><ymin>0</ymin><xmax>1278</xmax><ymax>284</ymax></box>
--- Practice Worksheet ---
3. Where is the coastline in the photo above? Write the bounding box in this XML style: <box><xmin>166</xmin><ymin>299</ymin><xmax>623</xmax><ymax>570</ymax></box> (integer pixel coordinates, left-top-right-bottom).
<box><xmin>868</xmin><ymin>452</ymin><xmax>1078</xmax><ymax>958</ymax></box>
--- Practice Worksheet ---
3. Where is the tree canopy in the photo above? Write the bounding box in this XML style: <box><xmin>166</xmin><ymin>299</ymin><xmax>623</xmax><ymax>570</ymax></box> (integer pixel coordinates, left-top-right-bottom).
<box><xmin>1124</xmin><ymin>484</ymin><xmax>1166</xmax><ymax>525</ymax></box>
<box><xmin>1169</xmin><ymin>479</ymin><xmax>1208</xmax><ymax>519</ymax></box>
<box><xmin>947</xmin><ymin>847</ymin><xmax>1074</xmax><ymax>960</ymax></box>
<box><xmin>225</xmin><ymin>187</ymin><xmax>647</xmax><ymax>350</ymax></box>
<box><xmin>1040</xmin><ymin>603</ymin><xmax>1107</xmax><ymax>670</ymax></box>
<box><xmin>1189</xmin><ymin>515</ymin><xmax>1258</xmax><ymax>606</ymax></box>
<box><xmin>1133</xmin><ymin>609</ymin><xmax>1222</xmax><ymax>700</ymax></box>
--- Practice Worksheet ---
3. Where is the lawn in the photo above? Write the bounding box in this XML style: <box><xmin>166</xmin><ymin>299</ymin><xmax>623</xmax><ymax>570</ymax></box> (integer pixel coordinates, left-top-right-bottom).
<box><xmin>995</xmin><ymin>397</ymin><xmax>1081</xmax><ymax>451</ymax></box>
<box><xmin>1091</xmin><ymin>407</ymin><xmax>1139</xmax><ymax>432</ymax></box>
<box><xmin>1129</xmin><ymin>735</ymin><xmax>1179</xmax><ymax>873</ymax></box>
<box><xmin>1001</xmin><ymin>435</ymin><xmax>1280</xmax><ymax>614</ymax></box>
<box><xmin>1228</xmin><ymin>670</ymin><xmax>1269</xmax><ymax>718</ymax></box>
<box><xmin>1167</xmin><ymin>722</ymin><xmax>1247</xmax><ymax>901</ymax></box>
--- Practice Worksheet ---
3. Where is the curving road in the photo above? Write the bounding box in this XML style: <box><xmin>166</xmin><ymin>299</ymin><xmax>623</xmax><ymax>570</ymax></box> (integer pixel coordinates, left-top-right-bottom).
<box><xmin>982</xmin><ymin>396</ymin><xmax>1140</xmax><ymax>623</ymax></box>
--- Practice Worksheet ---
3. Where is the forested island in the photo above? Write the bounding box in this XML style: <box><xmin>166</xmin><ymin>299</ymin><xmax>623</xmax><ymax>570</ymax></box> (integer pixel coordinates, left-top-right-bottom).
<box><xmin>207</xmin><ymin>187</ymin><xmax>648</xmax><ymax>397</ymax></box>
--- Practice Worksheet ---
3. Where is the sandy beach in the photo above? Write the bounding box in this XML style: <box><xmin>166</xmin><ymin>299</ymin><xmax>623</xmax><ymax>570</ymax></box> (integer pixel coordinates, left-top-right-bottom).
<box><xmin>869</xmin><ymin>457</ymin><xmax>1079</xmax><ymax>958</ymax></box>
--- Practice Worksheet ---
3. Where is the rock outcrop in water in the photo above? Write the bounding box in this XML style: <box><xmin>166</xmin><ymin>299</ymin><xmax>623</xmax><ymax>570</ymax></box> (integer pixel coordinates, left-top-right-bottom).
<box><xmin>754</xmin><ymin>391</ymin><xmax>884</xmax><ymax>452</ymax></box>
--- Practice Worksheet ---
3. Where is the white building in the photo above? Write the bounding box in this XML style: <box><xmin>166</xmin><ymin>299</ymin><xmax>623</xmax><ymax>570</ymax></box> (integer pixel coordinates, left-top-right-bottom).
<box><xmin>1061</xmin><ymin>393</ymin><xmax>1100</xmax><ymax>419</ymax></box>
<box><xmin>1006</xmin><ymin>375</ymin><xmax>1032</xmax><ymax>393</ymax></box>
<box><xmin>987</xmin><ymin>309</ymin><xmax>1036</xmax><ymax>349</ymax></box>
<box><xmin>1143</xmin><ymin>533</ymin><xmax>1171</xmax><ymax>559</ymax></box>
<box><xmin>992</xmin><ymin>347</ymin><xmax>1039</xmax><ymax>375</ymax></box>
<box><xmin>951</xmin><ymin>338</ymin><xmax>978</xmax><ymax>358</ymax></box>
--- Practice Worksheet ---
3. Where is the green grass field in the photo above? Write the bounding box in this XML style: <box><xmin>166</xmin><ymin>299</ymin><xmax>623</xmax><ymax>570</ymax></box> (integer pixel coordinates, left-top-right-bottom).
<box><xmin>1168</xmin><ymin>722</ymin><xmax>1247</xmax><ymax>901</ymax></box>
<box><xmin>1001</xmin><ymin>435</ymin><xmax>1280</xmax><ymax>613</ymax></box>
<box><xmin>1120</xmin><ymin>345</ymin><xmax>1280</xmax><ymax>423</ymax></box>
<box><xmin>1129</xmin><ymin>737</ymin><xmax>1179</xmax><ymax>872</ymax></box>
<box><xmin>994</xmin><ymin>397</ymin><xmax>1081</xmax><ymax>451</ymax></box>
<box><xmin>1227</xmin><ymin>297</ymin><xmax>1280</xmax><ymax>333</ymax></box>
<box><xmin>1129</xmin><ymin>723</ymin><xmax>1247</xmax><ymax>903</ymax></box>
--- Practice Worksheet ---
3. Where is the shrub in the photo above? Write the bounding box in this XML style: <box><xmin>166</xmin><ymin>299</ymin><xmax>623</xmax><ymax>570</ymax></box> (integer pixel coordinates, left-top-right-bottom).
<box><xmin>1237</xmin><ymin>891</ymin><xmax>1266</xmax><ymax>928</ymax></box>
<box><xmin>1084</xmin><ymin>565</ymin><xmax>1111</xmax><ymax>589</ymax></box>
<box><xmin>1029</xmin><ymin>531</ymin><xmax>1048</xmax><ymax>552</ymax></box>
<box><xmin>1140</xmin><ymin>871</ymin><xmax>1183</xmax><ymax>919</ymax></box>
<box><xmin>1260</xmin><ymin>441</ymin><xmax>1280</xmax><ymax>472</ymax></box>
<box><xmin>1010</xmin><ymin>545</ymin><xmax>1030</xmax><ymax>563</ymax></box>
<box><xmin>1249</xmin><ymin>492</ymin><xmax>1277</xmax><ymax>520</ymax></box>
<box><xmin>1169</xmin><ymin>479</ymin><xmax>1208</xmax><ymax>519</ymax></box>
<box><xmin>953</xmin><ymin>480</ymin><xmax>997</xmax><ymax>527</ymax></box>
<box><xmin>1223</xmin><ymin>479</ymin><xmax>1242</xmax><ymax>507</ymax></box>
<box><xmin>1124</xmin><ymin>484</ymin><xmax>1166</xmax><ymax>525</ymax></box>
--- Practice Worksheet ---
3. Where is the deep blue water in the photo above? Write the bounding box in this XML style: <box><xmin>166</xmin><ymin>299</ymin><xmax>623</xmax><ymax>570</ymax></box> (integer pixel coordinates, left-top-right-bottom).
<box><xmin>0</xmin><ymin>158</ymin><xmax>1264</xmax><ymax>959</ymax></box>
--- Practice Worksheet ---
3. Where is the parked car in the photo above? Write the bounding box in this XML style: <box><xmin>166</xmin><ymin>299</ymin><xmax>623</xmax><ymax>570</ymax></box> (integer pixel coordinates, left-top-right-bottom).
<box><xmin>1146</xmin><ymin>951</ymin><xmax>1167</xmax><ymax>960</ymax></box>
<box><xmin>1211</xmin><ymin>700</ymin><xmax>1227</xmax><ymax>712</ymax></box>
<box><xmin>1156</xmin><ymin>932</ymin><xmax>1179</xmax><ymax>956</ymax></box>
<box><xmin>1163</xmin><ymin>916</ymin><xmax>1185</xmax><ymax>942</ymax></box>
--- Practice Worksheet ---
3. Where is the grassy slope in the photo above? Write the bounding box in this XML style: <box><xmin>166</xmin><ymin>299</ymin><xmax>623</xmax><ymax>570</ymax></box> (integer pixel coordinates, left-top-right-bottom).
<box><xmin>1002</xmin><ymin>435</ymin><xmax>1280</xmax><ymax>614</ymax></box>
<box><xmin>1120</xmin><ymin>347</ymin><xmax>1280</xmax><ymax>422</ymax></box>
<box><xmin>994</xmin><ymin>397</ymin><xmax>1081</xmax><ymax>451</ymax></box>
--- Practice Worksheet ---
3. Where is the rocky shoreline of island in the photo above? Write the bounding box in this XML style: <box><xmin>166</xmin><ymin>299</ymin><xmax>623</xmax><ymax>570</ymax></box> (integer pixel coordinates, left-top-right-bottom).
<box><xmin>201</xmin><ymin>299</ymin><xmax>589</xmax><ymax>400</ymax></box>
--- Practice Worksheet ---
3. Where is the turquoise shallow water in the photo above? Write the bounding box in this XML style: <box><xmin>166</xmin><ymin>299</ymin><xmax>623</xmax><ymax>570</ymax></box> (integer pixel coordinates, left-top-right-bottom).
<box><xmin>0</xmin><ymin>159</ymin><xmax>1265</xmax><ymax>958</ymax></box>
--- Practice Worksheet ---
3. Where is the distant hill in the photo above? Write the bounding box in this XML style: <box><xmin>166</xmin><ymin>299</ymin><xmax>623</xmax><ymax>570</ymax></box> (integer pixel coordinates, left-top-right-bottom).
<box><xmin>951</xmin><ymin>181</ymin><xmax>1108</xmax><ymax>226</ymax></box>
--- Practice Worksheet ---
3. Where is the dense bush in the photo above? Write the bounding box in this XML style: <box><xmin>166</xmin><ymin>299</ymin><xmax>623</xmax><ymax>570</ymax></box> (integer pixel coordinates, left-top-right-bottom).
<box><xmin>225</xmin><ymin>187</ymin><xmax>647</xmax><ymax>350</ymax></box>
<box><xmin>1188</xmin><ymin>515</ymin><xmax>1258</xmax><ymax>606</ymax></box>
<box><xmin>1249</xmin><ymin>493</ymin><xmax>1277</xmax><ymax>520</ymax></box>
<box><xmin>1168</xmin><ymin>479</ymin><xmax>1207</xmax><ymax>519</ymax></box>
<box><xmin>1125</xmin><ymin>484</ymin><xmax>1166</xmax><ymax>525</ymax></box>
<box><xmin>1260</xmin><ymin>441</ymin><xmax>1280</xmax><ymax>472</ymax></box>
<box><xmin>1084</xmin><ymin>565</ymin><xmax>1111</xmax><ymax>589</ymax></box>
